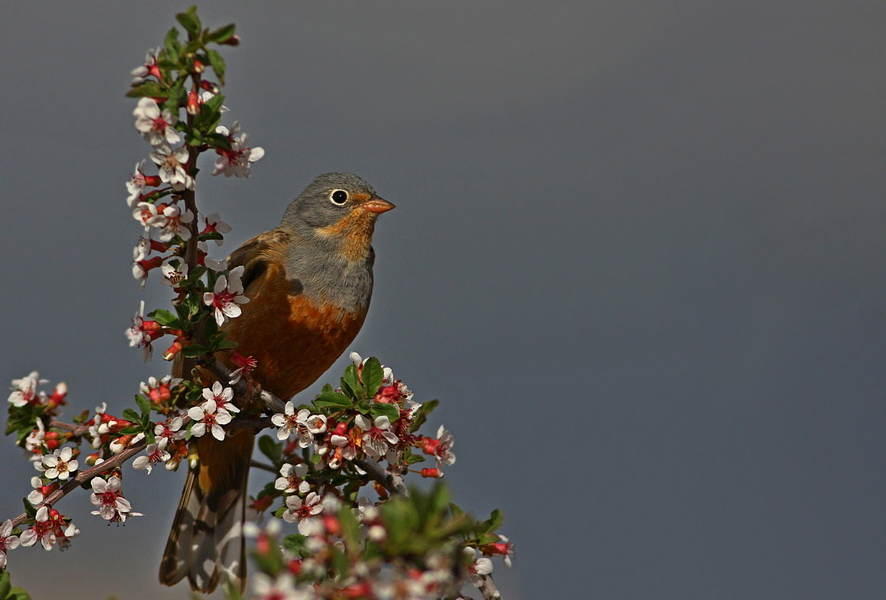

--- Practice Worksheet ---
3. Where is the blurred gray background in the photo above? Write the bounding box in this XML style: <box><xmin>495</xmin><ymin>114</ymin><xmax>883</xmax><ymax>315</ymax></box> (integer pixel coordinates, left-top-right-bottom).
<box><xmin>2</xmin><ymin>1</ymin><xmax>885</xmax><ymax>598</ymax></box>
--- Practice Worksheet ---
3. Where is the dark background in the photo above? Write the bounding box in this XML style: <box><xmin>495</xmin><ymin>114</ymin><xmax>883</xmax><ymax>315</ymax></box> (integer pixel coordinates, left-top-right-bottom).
<box><xmin>2</xmin><ymin>1</ymin><xmax>885</xmax><ymax>598</ymax></box>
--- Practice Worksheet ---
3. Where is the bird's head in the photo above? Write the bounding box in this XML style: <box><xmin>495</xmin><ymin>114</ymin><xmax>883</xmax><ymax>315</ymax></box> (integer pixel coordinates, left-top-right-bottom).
<box><xmin>282</xmin><ymin>172</ymin><xmax>394</xmax><ymax>260</ymax></box>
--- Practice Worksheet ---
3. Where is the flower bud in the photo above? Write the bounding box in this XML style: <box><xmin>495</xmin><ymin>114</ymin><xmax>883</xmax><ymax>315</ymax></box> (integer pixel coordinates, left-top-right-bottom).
<box><xmin>420</xmin><ymin>468</ymin><xmax>442</xmax><ymax>479</ymax></box>
<box><xmin>186</xmin><ymin>91</ymin><xmax>200</xmax><ymax>115</ymax></box>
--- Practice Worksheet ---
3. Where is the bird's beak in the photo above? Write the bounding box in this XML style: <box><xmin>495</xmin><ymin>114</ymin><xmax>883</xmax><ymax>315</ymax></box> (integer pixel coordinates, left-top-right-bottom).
<box><xmin>361</xmin><ymin>197</ymin><xmax>396</xmax><ymax>214</ymax></box>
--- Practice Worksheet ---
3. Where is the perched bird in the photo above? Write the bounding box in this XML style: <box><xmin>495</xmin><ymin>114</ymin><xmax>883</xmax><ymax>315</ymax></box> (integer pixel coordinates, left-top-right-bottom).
<box><xmin>159</xmin><ymin>172</ymin><xmax>395</xmax><ymax>593</ymax></box>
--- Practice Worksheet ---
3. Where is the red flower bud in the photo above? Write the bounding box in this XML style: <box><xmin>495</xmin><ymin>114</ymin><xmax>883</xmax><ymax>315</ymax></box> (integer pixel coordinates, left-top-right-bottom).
<box><xmin>252</xmin><ymin>496</ymin><xmax>273</xmax><ymax>512</ymax></box>
<box><xmin>421</xmin><ymin>438</ymin><xmax>439</xmax><ymax>455</ymax></box>
<box><xmin>334</xmin><ymin>422</ymin><xmax>348</xmax><ymax>436</ymax></box>
<box><xmin>420</xmin><ymin>468</ymin><xmax>441</xmax><ymax>479</ymax></box>
<box><xmin>186</xmin><ymin>91</ymin><xmax>200</xmax><ymax>115</ymax></box>
<box><xmin>288</xmin><ymin>559</ymin><xmax>303</xmax><ymax>575</ymax></box>
<box><xmin>192</xmin><ymin>59</ymin><xmax>205</xmax><ymax>74</ymax></box>
<box><xmin>220</xmin><ymin>34</ymin><xmax>240</xmax><ymax>46</ymax></box>
<box><xmin>323</xmin><ymin>515</ymin><xmax>341</xmax><ymax>536</ymax></box>
<box><xmin>163</xmin><ymin>339</ymin><xmax>184</xmax><ymax>361</ymax></box>
<box><xmin>199</xmin><ymin>80</ymin><xmax>220</xmax><ymax>94</ymax></box>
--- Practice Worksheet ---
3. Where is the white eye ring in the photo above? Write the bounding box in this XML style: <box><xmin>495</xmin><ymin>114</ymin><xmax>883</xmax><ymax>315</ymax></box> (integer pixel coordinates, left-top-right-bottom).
<box><xmin>330</xmin><ymin>189</ymin><xmax>349</xmax><ymax>205</ymax></box>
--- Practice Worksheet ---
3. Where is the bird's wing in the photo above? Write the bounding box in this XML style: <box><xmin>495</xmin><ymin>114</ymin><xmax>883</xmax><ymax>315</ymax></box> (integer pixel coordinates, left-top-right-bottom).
<box><xmin>226</xmin><ymin>228</ymin><xmax>292</xmax><ymax>293</ymax></box>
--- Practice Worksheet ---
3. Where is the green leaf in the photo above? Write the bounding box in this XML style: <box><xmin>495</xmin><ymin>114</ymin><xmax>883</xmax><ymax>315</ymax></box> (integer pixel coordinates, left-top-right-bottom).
<box><xmin>164</xmin><ymin>27</ymin><xmax>181</xmax><ymax>61</ymax></box>
<box><xmin>476</xmin><ymin>532</ymin><xmax>501</xmax><ymax>545</ymax></box>
<box><xmin>181</xmin><ymin>344</ymin><xmax>209</xmax><ymax>358</ymax></box>
<box><xmin>361</xmin><ymin>357</ymin><xmax>385</xmax><ymax>397</ymax></box>
<box><xmin>478</xmin><ymin>509</ymin><xmax>504</xmax><ymax>534</ymax></box>
<box><xmin>149</xmin><ymin>308</ymin><xmax>182</xmax><ymax>328</ymax></box>
<box><xmin>313</xmin><ymin>391</ymin><xmax>352</xmax><ymax>409</ymax></box>
<box><xmin>340</xmin><ymin>364</ymin><xmax>363</xmax><ymax>399</ymax></box>
<box><xmin>0</xmin><ymin>571</ymin><xmax>11</xmax><ymax>599</ymax></box>
<box><xmin>206</xmin><ymin>49</ymin><xmax>226</xmax><ymax>85</ymax></box>
<box><xmin>410</xmin><ymin>399</ymin><xmax>439</xmax><ymax>432</ymax></box>
<box><xmin>9</xmin><ymin>586</ymin><xmax>32</xmax><ymax>600</ymax></box>
<box><xmin>135</xmin><ymin>394</ymin><xmax>152</xmax><ymax>417</ymax></box>
<box><xmin>257</xmin><ymin>435</ymin><xmax>282</xmax><ymax>463</ymax></box>
<box><xmin>369</xmin><ymin>403</ymin><xmax>400</xmax><ymax>423</ymax></box>
<box><xmin>175</xmin><ymin>7</ymin><xmax>202</xmax><ymax>38</ymax></box>
<box><xmin>208</xmin><ymin>23</ymin><xmax>236</xmax><ymax>44</ymax></box>
<box><xmin>126</xmin><ymin>81</ymin><xmax>167</xmax><ymax>99</ymax></box>
<box><xmin>122</xmin><ymin>408</ymin><xmax>141</xmax><ymax>423</ymax></box>
<box><xmin>22</xmin><ymin>497</ymin><xmax>36</xmax><ymax>517</ymax></box>
<box><xmin>405</xmin><ymin>452</ymin><xmax>425</xmax><ymax>464</ymax></box>
<box><xmin>282</xmin><ymin>533</ymin><xmax>307</xmax><ymax>556</ymax></box>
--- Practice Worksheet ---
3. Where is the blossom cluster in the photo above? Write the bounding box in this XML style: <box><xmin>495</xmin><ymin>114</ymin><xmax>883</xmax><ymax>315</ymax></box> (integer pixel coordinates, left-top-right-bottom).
<box><xmin>124</xmin><ymin>11</ymin><xmax>261</xmax><ymax>364</ymax></box>
<box><xmin>245</xmin><ymin>485</ymin><xmax>512</xmax><ymax>600</ymax></box>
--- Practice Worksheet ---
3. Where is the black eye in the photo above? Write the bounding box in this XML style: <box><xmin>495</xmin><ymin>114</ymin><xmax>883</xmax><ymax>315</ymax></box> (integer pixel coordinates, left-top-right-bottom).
<box><xmin>330</xmin><ymin>190</ymin><xmax>348</xmax><ymax>205</ymax></box>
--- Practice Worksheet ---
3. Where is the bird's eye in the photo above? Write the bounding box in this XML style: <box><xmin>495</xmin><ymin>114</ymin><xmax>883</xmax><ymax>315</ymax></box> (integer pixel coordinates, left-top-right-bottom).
<box><xmin>330</xmin><ymin>190</ymin><xmax>348</xmax><ymax>205</ymax></box>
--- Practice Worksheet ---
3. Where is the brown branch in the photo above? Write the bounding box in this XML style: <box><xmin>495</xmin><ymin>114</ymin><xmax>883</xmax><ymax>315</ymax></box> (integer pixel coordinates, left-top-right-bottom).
<box><xmin>49</xmin><ymin>420</ymin><xmax>90</xmax><ymax>436</ymax></box>
<box><xmin>477</xmin><ymin>574</ymin><xmax>502</xmax><ymax>600</ymax></box>
<box><xmin>352</xmin><ymin>458</ymin><xmax>407</xmax><ymax>497</ymax></box>
<box><xmin>10</xmin><ymin>437</ymin><xmax>147</xmax><ymax>529</ymax></box>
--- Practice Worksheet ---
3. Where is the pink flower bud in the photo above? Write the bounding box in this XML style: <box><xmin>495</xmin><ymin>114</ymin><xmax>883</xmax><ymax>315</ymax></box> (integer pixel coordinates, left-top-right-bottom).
<box><xmin>163</xmin><ymin>339</ymin><xmax>184</xmax><ymax>361</ymax></box>
<box><xmin>186</xmin><ymin>91</ymin><xmax>200</xmax><ymax>115</ymax></box>
<box><xmin>420</xmin><ymin>468</ymin><xmax>441</xmax><ymax>479</ymax></box>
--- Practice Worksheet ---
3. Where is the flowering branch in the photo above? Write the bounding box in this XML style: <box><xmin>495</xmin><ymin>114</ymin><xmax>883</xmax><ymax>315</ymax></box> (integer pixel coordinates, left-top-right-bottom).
<box><xmin>2</xmin><ymin>7</ymin><xmax>513</xmax><ymax>599</ymax></box>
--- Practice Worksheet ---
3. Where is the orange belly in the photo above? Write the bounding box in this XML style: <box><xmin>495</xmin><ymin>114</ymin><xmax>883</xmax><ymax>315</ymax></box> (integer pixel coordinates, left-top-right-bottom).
<box><xmin>221</xmin><ymin>262</ymin><xmax>368</xmax><ymax>400</ymax></box>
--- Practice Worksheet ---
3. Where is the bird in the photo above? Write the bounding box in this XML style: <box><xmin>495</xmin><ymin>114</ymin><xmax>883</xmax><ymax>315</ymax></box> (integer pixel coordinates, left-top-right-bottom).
<box><xmin>158</xmin><ymin>172</ymin><xmax>395</xmax><ymax>593</ymax></box>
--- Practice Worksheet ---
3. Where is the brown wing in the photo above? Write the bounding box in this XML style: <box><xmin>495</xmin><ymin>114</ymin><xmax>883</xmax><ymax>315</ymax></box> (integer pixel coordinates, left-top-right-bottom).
<box><xmin>171</xmin><ymin>228</ymin><xmax>291</xmax><ymax>381</ymax></box>
<box><xmin>227</xmin><ymin>228</ymin><xmax>291</xmax><ymax>293</ymax></box>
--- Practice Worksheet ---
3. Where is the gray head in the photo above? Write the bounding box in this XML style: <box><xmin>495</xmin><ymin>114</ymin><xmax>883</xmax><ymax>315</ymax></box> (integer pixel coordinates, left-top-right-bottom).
<box><xmin>281</xmin><ymin>172</ymin><xmax>394</xmax><ymax>236</ymax></box>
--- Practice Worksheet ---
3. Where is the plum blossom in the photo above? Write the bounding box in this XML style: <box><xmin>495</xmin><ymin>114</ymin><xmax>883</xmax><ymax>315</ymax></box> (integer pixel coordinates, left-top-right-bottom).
<box><xmin>153</xmin><ymin>204</ymin><xmax>195</xmax><ymax>242</ymax></box>
<box><xmin>274</xmin><ymin>462</ymin><xmax>310</xmax><ymax>495</ymax></box>
<box><xmin>212</xmin><ymin>122</ymin><xmax>264</xmax><ymax>178</ymax></box>
<box><xmin>90</xmin><ymin>476</ymin><xmax>140</xmax><ymax>522</ymax></box>
<box><xmin>0</xmin><ymin>519</ymin><xmax>20</xmax><ymax>568</ymax></box>
<box><xmin>150</xmin><ymin>144</ymin><xmax>190</xmax><ymax>188</ymax></box>
<box><xmin>161</xmin><ymin>259</ymin><xmax>188</xmax><ymax>287</ymax></box>
<box><xmin>154</xmin><ymin>416</ymin><xmax>185</xmax><ymax>442</ymax></box>
<box><xmin>252</xmin><ymin>573</ymin><xmax>306</xmax><ymax>600</ymax></box>
<box><xmin>134</xmin><ymin>97</ymin><xmax>181</xmax><ymax>146</ymax></box>
<box><xmin>201</xmin><ymin>381</ymin><xmax>240</xmax><ymax>415</ymax></box>
<box><xmin>36</xmin><ymin>447</ymin><xmax>79</xmax><ymax>481</ymax></box>
<box><xmin>271</xmin><ymin>402</ymin><xmax>325</xmax><ymax>446</ymax></box>
<box><xmin>20</xmin><ymin>506</ymin><xmax>78</xmax><ymax>550</ymax></box>
<box><xmin>422</xmin><ymin>426</ymin><xmax>456</xmax><ymax>473</ymax></box>
<box><xmin>8</xmin><ymin>371</ymin><xmax>47</xmax><ymax>407</ymax></box>
<box><xmin>133</xmin><ymin>441</ymin><xmax>171</xmax><ymax>474</ymax></box>
<box><xmin>201</xmin><ymin>212</ymin><xmax>232</xmax><ymax>246</ymax></box>
<box><xmin>355</xmin><ymin>414</ymin><xmax>399</xmax><ymax>459</ymax></box>
<box><xmin>126</xmin><ymin>301</ymin><xmax>163</xmax><ymax>361</ymax></box>
<box><xmin>188</xmin><ymin>399</ymin><xmax>232</xmax><ymax>441</ymax></box>
<box><xmin>131</xmin><ymin>48</ymin><xmax>161</xmax><ymax>83</ymax></box>
<box><xmin>203</xmin><ymin>265</ymin><xmax>249</xmax><ymax>326</ymax></box>
<box><xmin>126</xmin><ymin>160</ymin><xmax>161</xmax><ymax>207</ymax></box>
<box><xmin>282</xmin><ymin>492</ymin><xmax>322</xmax><ymax>534</ymax></box>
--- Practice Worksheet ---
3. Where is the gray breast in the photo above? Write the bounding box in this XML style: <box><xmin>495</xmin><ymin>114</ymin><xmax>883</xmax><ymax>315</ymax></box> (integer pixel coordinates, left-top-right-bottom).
<box><xmin>284</xmin><ymin>244</ymin><xmax>374</xmax><ymax>312</ymax></box>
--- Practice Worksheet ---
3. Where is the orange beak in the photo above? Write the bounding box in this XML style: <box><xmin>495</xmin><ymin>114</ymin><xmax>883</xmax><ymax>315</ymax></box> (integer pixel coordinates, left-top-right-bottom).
<box><xmin>362</xmin><ymin>197</ymin><xmax>396</xmax><ymax>214</ymax></box>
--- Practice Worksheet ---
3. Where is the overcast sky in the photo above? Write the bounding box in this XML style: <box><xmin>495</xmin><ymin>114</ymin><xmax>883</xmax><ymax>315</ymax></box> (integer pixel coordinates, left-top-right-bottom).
<box><xmin>2</xmin><ymin>1</ymin><xmax>886</xmax><ymax>599</ymax></box>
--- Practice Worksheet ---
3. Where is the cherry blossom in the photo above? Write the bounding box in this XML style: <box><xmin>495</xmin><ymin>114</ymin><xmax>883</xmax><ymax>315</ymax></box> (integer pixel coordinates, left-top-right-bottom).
<box><xmin>126</xmin><ymin>301</ymin><xmax>162</xmax><ymax>361</ymax></box>
<box><xmin>422</xmin><ymin>425</ymin><xmax>456</xmax><ymax>473</ymax></box>
<box><xmin>90</xmin><ymin>476</ymin><xmax>140</xmax><ymax>522</ymax></box>
<box><xmin>0</xmin><ymin>520</ymin><xmax>20</xmax><ymax>568</ymax></box>
<box><xmin>188</xmin><ymin>399</ymin><xmax>233</xmax><ymax>441</ymax></box>
<box><xmin>154</xmin><ymin>416</ymin><xmax>185</xmax><ymax>442</ymax></box>
<box><xmin>212</xmin><ymin>122</ymin><xmax>264</xmax><ymax>178</ymax></box>
<box><xmin>275</xmin><ymin>462</ymin><xmax>310</xmax><ymax>495</ymax></box>
<box><xmin>150</xmin><ymin>144</ymin><xmax>190</xmax><ymax>188</ymax></box>
<box><xmin>160</xmin><ymin>259</ymin><xmax>188</xmax><ymax>287</ymax></box>
<box><xmin>154</xmin><ymin>204</ymin><xmax>195</xmax><ymax>242</ymax></box>
<box><xmin>8</xmin><ymin>371</ymin><xmax>47</xmax><ymax>407</ymax></box>
<box><xmin>252</xmin><ymin>573</ymin><xmax>307</xmax><ymax>600</ymax></box>
<box><xmin>355</xmin><ymin>414</ymin><xmax>399</xmax><ymax>459</ymax></box>
<box><xmin>201</xmin><ymin>381</ymin><xmax>240</xmax><ymax>415</ymax></box>
<box><xmin>20</xmin><ymin>506</ymin><xmax>78</xmax><ymax>551</ymax></box>
<box><xmin>131</xmin><ymin>48</ymin><xmax>161</xmax><ymax>83</ymax></box>
<box><xmin>133</xmin><ymin>441</ymin><xmax>171</xmax><ymax>474</ymax></box>
<box><xmin>36</xmin><ymin>447</ymin><xmax>79</xmax><ymax>481</ymax></box>
<box><xmin>282</xmin><ymin>492</ymin><xmax>323</xmax><ymax>534</ymax></box>
<box><xmin>134</xmin><ymin>97</ymin><xmax>181</xmax><ymax>146</ymax></box>
<box><xmin>201</xmin><ymin>212</ymin><xmax>232</xmax><ymax>246</ymax></box>
<box><xmin>203</xmin><ymin>265</ymin><xmax>249</xmax><ymax>326</ymax></box>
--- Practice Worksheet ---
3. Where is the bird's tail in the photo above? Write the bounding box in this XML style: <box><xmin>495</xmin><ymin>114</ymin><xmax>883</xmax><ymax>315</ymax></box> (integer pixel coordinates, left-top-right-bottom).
<box><xmin>159</xmin><ymin>432</ymin><xmax>254</xmax><ymax>594</ymax></box>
